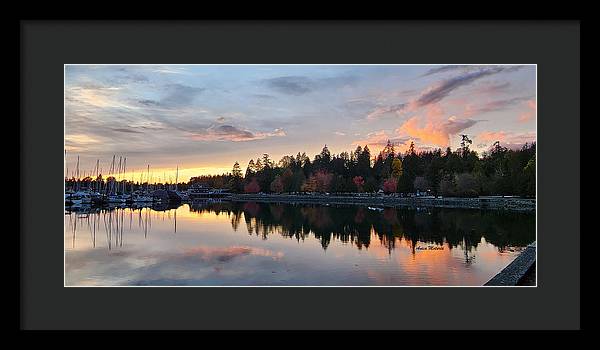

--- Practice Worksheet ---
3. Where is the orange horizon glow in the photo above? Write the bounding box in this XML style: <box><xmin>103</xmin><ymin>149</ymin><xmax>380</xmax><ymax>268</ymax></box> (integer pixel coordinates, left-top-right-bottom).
<box><xmin>64</xmin><ymin>165</ymin><xmax>233</xmax><ymax>183</ymax></box>
<box><xmin>65</xmin><ymin>65</ymin><xmax>536</xmax><ymax>182</ymax></box>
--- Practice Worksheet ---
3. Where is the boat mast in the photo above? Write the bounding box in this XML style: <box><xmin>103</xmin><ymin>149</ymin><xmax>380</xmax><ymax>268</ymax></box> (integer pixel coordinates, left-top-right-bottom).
<box><xmin>175</xmin><ymin>165</ymin><xmax>178</xmax><ymax>191</ymax></box>
<box><xmin>122</xmin><ymin>157</ymin><xmax>127</xmax><ymax>195</ymax></box>
<box><xmin>75</xmin><ymin>155</ymin><xmax>80</xmax><ymax>192</ymax></box>
<box><xmin>117</xmin><ymin>156</ymin><xmax>122</xmax><ymax>195</ymax></box>
<box><xmin>109</xmin><ymin>155</ymin><xmax>116</xmax><ymax>195</ymax></box>
<box><xmin>95</xmin><ymin>159</ymin><xmax>99</xmax><ymax>192</ymax></box>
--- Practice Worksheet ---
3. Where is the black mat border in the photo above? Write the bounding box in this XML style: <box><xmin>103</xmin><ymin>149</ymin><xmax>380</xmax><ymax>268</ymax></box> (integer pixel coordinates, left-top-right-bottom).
<box><xmin>20</xmin><ymin>20</ymin><xmax>580</xmax><ymax>330</ymax></box>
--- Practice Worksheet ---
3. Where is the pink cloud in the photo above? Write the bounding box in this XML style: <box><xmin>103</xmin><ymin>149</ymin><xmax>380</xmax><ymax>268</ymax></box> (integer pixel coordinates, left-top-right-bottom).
<box><xmin>464</xmin><ymin>96</ymin><xmax>532</xmax><ymax>118</ymax></box>
<box><xmin>396</xmin><ymin>115</ymin><xmax>479</xmax><ymax>148</ymax></box>
<box><xmin>476</xmin><ymin>131</ymin><xmax>536</xmax><ymax>150</ymax></box>
<box><xmin>351</xmin><ymin>130</ymin><xmax>412</xmax><ymax>155</ymax></box>
<box><xmin>183</xmin><ymin>246</ymin><xmax>284</xmax><ymax>261</ymax></box>
<box><xmin>472</xmin><ymin>81</ymin><xmax>511</xmax><ymax>95</ymax></box>
<box><xmin>518</xmin><ymin>99</ymin><xmax>536</xmax><ymax>123</ymax></box>
<box><xmin>366</xmin><ymin>103</ymin><xmax>406</xmax><ymax>120</ymax></box>
<box><xmin>478</xmin><ymin>131</ymin><xmax>507</xmax><ymax>142</ymax></box>
<box><xmin>188</xmin><ymin>125</ymin><xmax>286</xmax><ymax>142</ymax></box>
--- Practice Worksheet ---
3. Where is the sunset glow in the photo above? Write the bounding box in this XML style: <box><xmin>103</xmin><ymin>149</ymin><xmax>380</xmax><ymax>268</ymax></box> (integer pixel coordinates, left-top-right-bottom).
<box><xmin>65</xmin><ymin>65</ymin><xmax>536</xmax><ymax>180</ymax></box>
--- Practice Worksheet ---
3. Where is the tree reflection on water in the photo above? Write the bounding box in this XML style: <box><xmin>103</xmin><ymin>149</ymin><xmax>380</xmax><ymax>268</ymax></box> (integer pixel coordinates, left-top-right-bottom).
<box><xmin>66</xmin><ymin>201</ymin><xmax>534</xmax><ymax>256</ymax></box>
<box><xmin>188</xmin><ymin>201</ymin><xmax>535</xmax><ymax>254</ymax></box>
<box><xmin>65</xmin><ymin>201</ymin><xmax>536</xmax><ymax>285</ymax></box>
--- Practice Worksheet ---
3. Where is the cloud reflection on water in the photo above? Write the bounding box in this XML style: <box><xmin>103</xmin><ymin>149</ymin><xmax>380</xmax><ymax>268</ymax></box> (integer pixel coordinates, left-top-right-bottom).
<box><xmin>65</xmin><ymin>202</ymin><xmax>534</xmax><ymax>286</ymax></box>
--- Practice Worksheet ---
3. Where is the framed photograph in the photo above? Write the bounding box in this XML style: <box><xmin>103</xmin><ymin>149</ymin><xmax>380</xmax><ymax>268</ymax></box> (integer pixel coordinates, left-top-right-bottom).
<box><xmin>21</xmin><ymin>20</ymin><xmax>580</xmax><ymax>330</ymax></box>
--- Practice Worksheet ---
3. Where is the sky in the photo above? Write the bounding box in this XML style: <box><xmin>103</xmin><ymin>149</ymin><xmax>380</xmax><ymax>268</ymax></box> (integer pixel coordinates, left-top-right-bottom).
<box><xmin>65</xmin><ymin>64</ymin><xmax>536</xmax><ymax>182</ymax></box>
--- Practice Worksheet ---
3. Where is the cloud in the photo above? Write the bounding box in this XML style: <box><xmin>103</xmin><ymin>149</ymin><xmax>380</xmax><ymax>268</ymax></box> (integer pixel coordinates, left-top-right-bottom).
<box><xmin>518</xmin><ymin>99</ymin><xmax>536</xmax><ymax>123</ymax></box>
<box><xmin>136</xmin><ymin>99</ymin><xmax>161</xmax><ymax>107</ymax></box>
<box><xmin>252</xmin><ymin>94</ymin><xmax>277</xmax><ymax>99</ymax></box>
<box><xmin>476</xmin><ymin>131</ymin><xmax>536</xmax><ymax>150</ymax></box>
<box><xmin>129</xmin><ymin>120</ymin><xmax>166</xmax><ymax>130</ymax></box>
<box><xmin>420</xmin><ymin>65</ymin><xmax>522</xmax><ymax>78</ymax></box>
<box><xmin>110</xmin><ymin>128</ymin><xmax>144</xmax><ymax>134</ymax></box>
<box><xmin>473</xmin><ymin>81</ymin><xmax>511</xmax><ymax>94</ymax></box>
<box><xmin>65</xmin><ymin>133</ymin><xmax>101</xmax><ymax>145</ymax></box>
<box><xmin>415</xmin><ymin>67</ymin><xmax>518</xmax><ymax>107</ymax></box>
<box><xmin>264</xmin><ymin>75</ymin><xmax>358</xmax><ymax>95</ymax></box>
<box><xmin>188</xmin><ymin>125</ymin><xmax>286</xmax><ymax>142</ymax></box>
<box><xmin>367</xmin><ymin>66</ymin><xmax>524</xmax><ymax>120</ymax></box>
<box><xmin>464</xmin><ymin>96</ymin><xmax>533</xmax><ymax>117</ymax></box>
<box><xmin>318</xmin><ymin>75</ymin><xmax>358</xmax><ymax>87</ymax></box>
<box><xmin>161</xmin><ymin>83</ymin><xmax>205</xmax><ymax>106</ymax></box>
<box><xmin>397</xmin><ymin>116</ymin><xmax>479</xmax><ymax>147</ymax></box>
<box><xmin>264</xmin><ymin>76</ymin><xmax>313</xmax><ymax>95</ymax></box>
<box><xmin>151</xmin><ymin>66</ymin><xmax>187</xmax><ymax>74</ymax></box>
<box><xmin>366</xmin><ymin>103</ymin><xmax>407</xmax><ymax>120</ymax></box>
<box><xmin>65</xmin><ymin>133</ymin><xmax>103</xmax><ymax>152</ymax></box>
<box><xmin>88</xmin><ymin>66</ymin><xmax>154</xmax><ymax>85</ymax></box>
<box><xmin>66</xmin><ymin>244</ymin><xmax>286</xmax><ymax>286</ymax></box>
<box><xmin>183</xmin><ymin>246</ymin><xmax>284</xmax><ymax>262</ymax></box>
<box><xmin>361</xmin><ymin>106</ymin><xmax>480</xmax><ymax>152</ymax></box>
<box><xmin>477</xmin><ymin>131</ymin><xmax>507</xmax><ymax>143</ymax></box>
<box><xmin>420</xmin><ymin>65</ymin><xmax>475</xmax><ymax>77</ymax></box>
<box><xmin>64</xmin><ymin>65</ymin><xmax>535</xmax><ymax>176</ymax></box>
<box><xmin>66</xmin><ymin>85</ymin><xmax>125</xmax><ymax>109</ymax></box>
<box><xmin>110</xmin><ymin>72</ymin><xmax>149</xmax><ymax>84</ymax></box>
<box><xmin>351</xmin><ymin>130</ymin><xmax>412</xmax><ymax>154</ymax></box>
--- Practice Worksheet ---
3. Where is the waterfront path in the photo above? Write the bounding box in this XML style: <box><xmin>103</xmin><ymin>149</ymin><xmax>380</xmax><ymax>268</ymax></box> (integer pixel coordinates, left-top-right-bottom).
<box><xmin>228</xmin><ymin>194</ymin><xmax>536</xmax><ymax>211</ymax></box>
<box><xmin>485</xmin><ymin>242</ymin><xmax>537</xmax><ymax>286</ymax></box>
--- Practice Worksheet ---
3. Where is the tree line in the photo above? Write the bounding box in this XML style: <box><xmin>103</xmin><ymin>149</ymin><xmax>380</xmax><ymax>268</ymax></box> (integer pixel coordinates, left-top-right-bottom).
<box><xmin>188</xmin><ymin>135</ymin><xmax>536</xmax><ymax>198</ymax></box>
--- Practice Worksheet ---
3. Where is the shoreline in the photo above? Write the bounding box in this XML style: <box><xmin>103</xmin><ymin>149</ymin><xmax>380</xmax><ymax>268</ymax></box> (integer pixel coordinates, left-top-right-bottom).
<box><xmin>226</xmin><ymin>194</ymin><xmax>536</xmax><ymax>211</ymax></box>
<box><xmin>485</xmin><ymin>242</ymin><xmax>536</xmax><ymax>286</ymax></box>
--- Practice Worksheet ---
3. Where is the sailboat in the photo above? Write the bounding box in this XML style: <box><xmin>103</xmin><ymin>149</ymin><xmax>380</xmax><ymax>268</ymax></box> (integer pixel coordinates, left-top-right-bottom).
<box><xmin>173</xmin><ymin>165</ymin><xmax>190</xmax><ymax>201</ymax></box>
<box><xmin>133</xmin><ymin>164</ymin><xmax>154</xmax><ymax>203</ymax></box>
<box><xmin>69</xmin><ymin>191</ymin><xmax>94</xmax><ymax>205</ymax></box>
<box><xmin>65</xmin><ymin>155</ymin><xmax>94</xmax><ymax>206</ymax></box>
<box><xmin>106</xmin><ymin>156</ymin><xmax>127</xmax><ymax>203</ymax></box>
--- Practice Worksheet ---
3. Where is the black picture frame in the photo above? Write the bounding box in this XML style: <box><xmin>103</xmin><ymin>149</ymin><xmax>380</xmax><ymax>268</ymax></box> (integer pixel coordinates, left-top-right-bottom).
<box><xmin>20</xmin><ymin>20</ymin><xmax>580</xmax><ymax>330</ymax></box>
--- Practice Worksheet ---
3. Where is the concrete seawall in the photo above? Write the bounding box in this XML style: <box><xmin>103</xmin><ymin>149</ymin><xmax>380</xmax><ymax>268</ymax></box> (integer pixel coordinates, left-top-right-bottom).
<box><xmin>227</xmin><ymin>194</ymin><xmax>536</xmax><ymax>211</ymax></box>
<box><xmin>485</xmin><ymin>242</ymin><xmax>536</xmax><ymax>286</ymax></box>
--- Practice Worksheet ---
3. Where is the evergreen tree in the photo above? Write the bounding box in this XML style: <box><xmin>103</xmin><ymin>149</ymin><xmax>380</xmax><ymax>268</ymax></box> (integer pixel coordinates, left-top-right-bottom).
<box><xmin>186</xmin><ymin>137</ymin><xmax>535</xmax><ymax>197</ymax></box>
<box><xmin>245</xmin><ymin>159</ymin><xmax>255</xmax><ymax>178</ymax></box>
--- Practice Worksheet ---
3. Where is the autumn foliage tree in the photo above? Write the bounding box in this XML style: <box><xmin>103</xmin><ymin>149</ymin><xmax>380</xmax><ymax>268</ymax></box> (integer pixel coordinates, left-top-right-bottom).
<box><xmin>301</xmin><ymin>176</ymin><xmax>317</xmax><ymax>192</ymax></box>
<box><xmin>187</xmin><ymin>137</ymin><xmax>535</xmax><ymax>198</ymax></box>
<box><xmin>280</xmin><ymin>168</ymin><xmax>294</xmax><ymax>192</ymax></box>
<box><xmin>353</xmin><ymin>176</ymin><xmax>365</xmax><ymax>192</ymax></box>
<box><xmin>270</xmin><ymin>176</ymin><xmax>283</xmax><ymax>193</ymax></box>
<box><xmin>313</xmin><ymin>171</ymin><xmax>333</xmax><ymax>193</ymax></box>
<box><xmin>383</xmin><ymin>178</ymin><xmax>397</xmax><ymax>194</ymax></box>
<box><xmin>244</xmin><ymin>177</ymin><xmax>261</xmax><ymax>193</ymax></box>
<box><xmin>391</xmin><ymin>158</ymin><xmax>403</xmax><ymax>178</ymax></box>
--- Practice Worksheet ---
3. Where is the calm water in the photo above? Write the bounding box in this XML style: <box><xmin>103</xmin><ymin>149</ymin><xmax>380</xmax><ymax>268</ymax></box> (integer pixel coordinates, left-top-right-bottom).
<box><xmin>65</xmin><ymin>201</ymin><xmax>535</xmax><ymax>286</ymax></box>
